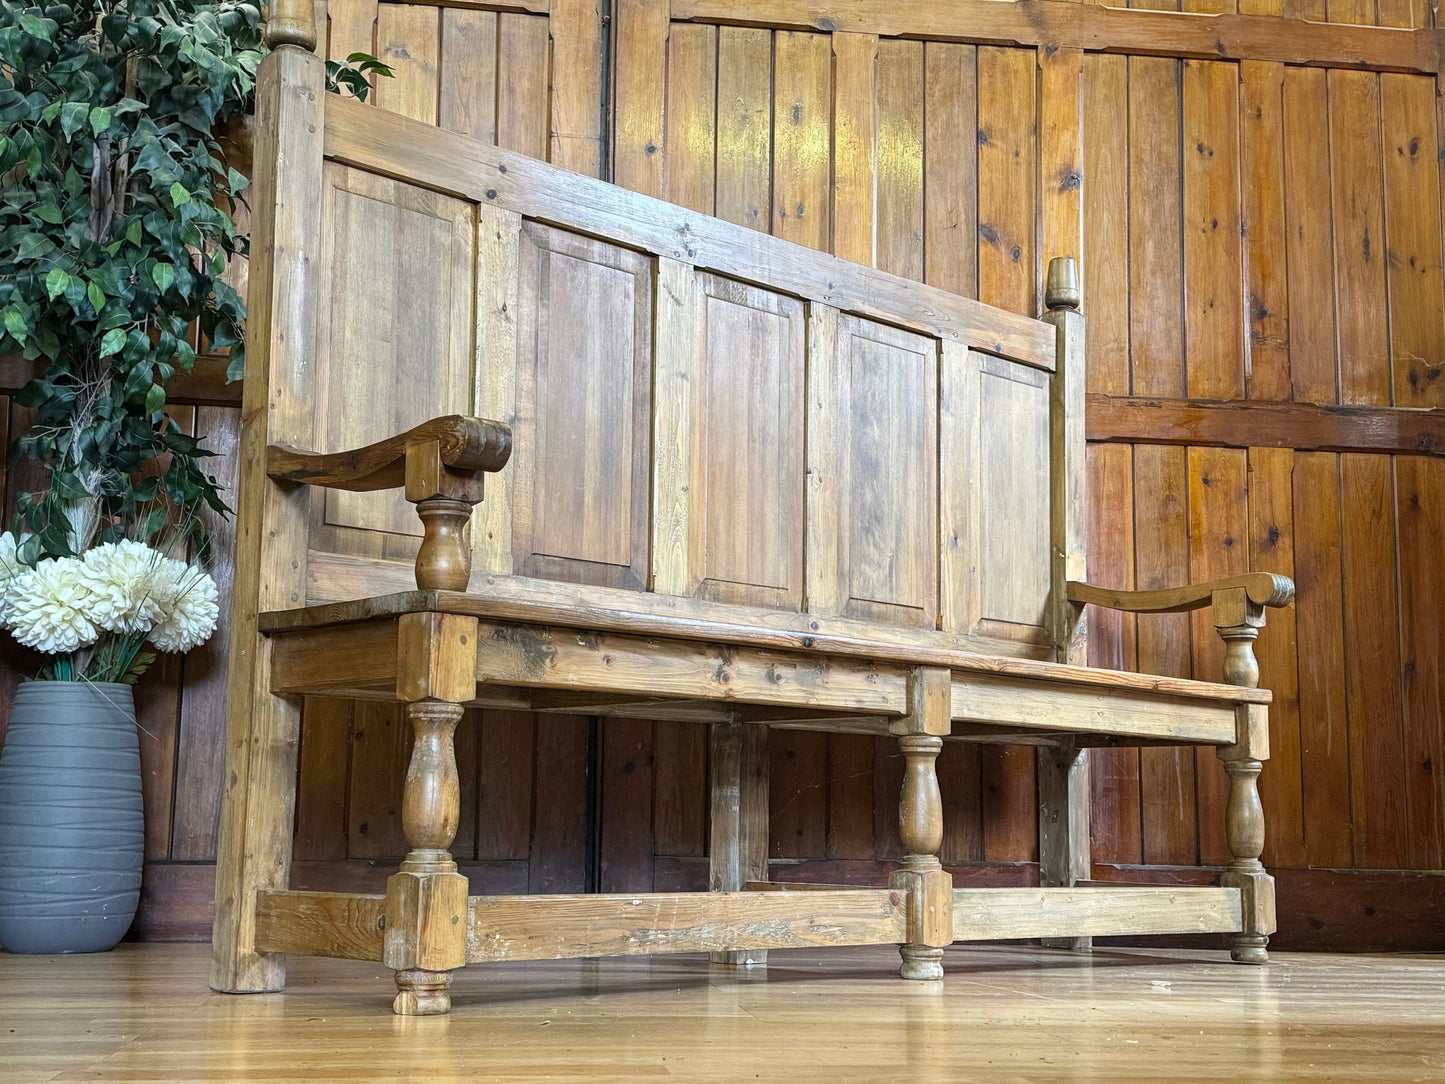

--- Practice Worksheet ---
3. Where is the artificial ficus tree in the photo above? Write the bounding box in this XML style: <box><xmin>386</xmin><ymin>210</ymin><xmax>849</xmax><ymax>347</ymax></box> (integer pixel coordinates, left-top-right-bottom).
<box><xmin>0</xmin><ymin>0</ymin><xmax>388</xmax><ymax>566</ymax></box>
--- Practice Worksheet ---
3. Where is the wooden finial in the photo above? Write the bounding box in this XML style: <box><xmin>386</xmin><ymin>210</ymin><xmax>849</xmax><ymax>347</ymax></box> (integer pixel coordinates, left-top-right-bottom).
<box><xmin>1045</xmin><ymin>256</ymin><xmax>1081</xmax><ymax>312</ymax></box>
<box><xmin>265</xmin><ymin>0</ymin><xmax>318</xmax><ymax>52</ymax></box>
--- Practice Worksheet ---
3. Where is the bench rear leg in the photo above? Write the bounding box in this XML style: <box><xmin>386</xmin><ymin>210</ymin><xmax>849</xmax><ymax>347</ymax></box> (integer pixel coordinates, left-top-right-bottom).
<box><xmin>708</xmin><ymin>719</ymin><xmax>769</xmax><ymax>966</ymax></box>
<box><xmin>1038</xmin><ymin>743</ymin><xmax>1091</xmax><ymax>952</ymax></box>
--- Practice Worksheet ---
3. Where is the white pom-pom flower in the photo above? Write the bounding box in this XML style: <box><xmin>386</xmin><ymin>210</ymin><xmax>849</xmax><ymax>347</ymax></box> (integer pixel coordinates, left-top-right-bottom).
<box><xmin>148</xmin><ymin>559</ymin><xmax>220</xmax><ymax>654</ymax></box>
<box><xmin>5</xmin><ymin>557</ymin><xmax>101</xmax><ymax>654</ymax></box>
<box><xmin>0</xmin><ymin>531</ymin><xmax>25</xmax><ymax>623</ymax></box>
<box><xmin>78</xmin><ymin>539</ymin><xmax>165</xmax><ymax>634</ymax></box>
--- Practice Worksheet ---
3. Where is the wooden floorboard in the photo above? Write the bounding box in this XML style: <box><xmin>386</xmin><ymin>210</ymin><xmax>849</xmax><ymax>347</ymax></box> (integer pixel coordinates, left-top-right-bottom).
<box><xmin>2</xmin><ymin>943</ymin><xmax>1443</xmax><ymax>1081</ymax></box>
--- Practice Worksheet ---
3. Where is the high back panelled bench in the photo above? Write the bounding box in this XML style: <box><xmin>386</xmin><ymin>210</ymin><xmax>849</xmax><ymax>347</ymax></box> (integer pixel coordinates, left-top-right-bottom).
<box><xmin>212</xmin><ymin>7</ymin><xmax>1294</xmax><ymax>1016</ymax></box>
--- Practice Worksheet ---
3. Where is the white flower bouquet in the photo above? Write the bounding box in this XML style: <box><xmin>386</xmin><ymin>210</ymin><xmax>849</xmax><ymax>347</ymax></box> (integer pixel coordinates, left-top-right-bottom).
<box><xmin>0</xmin><ymin>532</ymin><xmax>220</xmax><ymax>683</ymax></box>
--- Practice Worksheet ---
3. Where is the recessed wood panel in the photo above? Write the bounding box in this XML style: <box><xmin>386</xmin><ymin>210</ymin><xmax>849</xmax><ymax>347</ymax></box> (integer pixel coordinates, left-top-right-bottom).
<box><xmin>316</xmin><ymin>165</ymin><xmax>475</xmax><ymax>540</ymax></box>
<box><xmin>941</xmin><ymin>346</ymin><xmax>1052</xmax><ymax>647</ymax></box>
<box><xmin>513</xmin><ymin>223</ymin><xmax>653</xmax><ymax>588</ymax></box>
<box><xmin>808</xmin><ymin>309</ymin><xmax>938</xmax><ymax>629</ymax></box>
<box><xmin>698</xmin><ymin>279</ymin><xmax>805</xmax><ymax>606</ymax></box>
<box><xmin>653</xmin><ymin>267</ymin><xmax>805</xmax><ymax>608</ymax></box>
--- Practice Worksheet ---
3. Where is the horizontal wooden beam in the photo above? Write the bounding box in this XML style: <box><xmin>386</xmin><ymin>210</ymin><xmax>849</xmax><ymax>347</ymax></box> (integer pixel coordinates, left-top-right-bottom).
<box><xmin>1087</xmin><ymin>395</ymin><xmax>1445</xmax><ymax>457</ymax></box>
<box><xmin>254</xmin><ymin>890</ymin><xmax>386</xmax><ymax>961</ymax></box>
<box><xmin>672</xmin><ymin>0</ymin><xmax>1441</xmax><ymax>74</ymax></box>
<box><xmin>472</xmin><ymin>620</ymin><xmax>912</xmax><ymax>714</ymax></box>
<box><xmin>951</xmin><ymin>886</ymin><xmax>1243</xmax><ymax>941</ymax></box>
<box><xmin>949</xmin><ymin>673</ymin><xmax>1242</xmax><ymax>744</ymax></box>
<box><xmin>466</xmin><ymin>888</ymin><xmax>907</xmax><ymax>961</ymax></box>
<box><xmin>0</xmin><ymin>353</ymin><xmax>240</xmax><ymax>404</ymax></box>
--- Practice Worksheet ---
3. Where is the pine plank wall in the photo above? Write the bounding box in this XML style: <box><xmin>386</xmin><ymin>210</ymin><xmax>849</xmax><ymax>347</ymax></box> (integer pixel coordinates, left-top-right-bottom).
<box><xmin>2</xmin><ymin>0</ymin><xmax>1444</xmax><ymax>950</ymax></box>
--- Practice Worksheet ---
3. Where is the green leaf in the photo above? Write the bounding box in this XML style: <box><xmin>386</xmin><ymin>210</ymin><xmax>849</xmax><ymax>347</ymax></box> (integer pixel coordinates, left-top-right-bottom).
<box><xmin>18</xmin><ymin>13</ymin><xmax>56</xmax><ymax>40</ymax></box>
<box><xmin>60</xmin><ymin>102</ymin><xmax>89</xmax><ymax>140</ymax></box>
<box><xmin>45</xmin><ymin>268</ymin><xmax>70</xmax><ymax>301</ymax></box>
<box><xmin>152</xmin><ymin>263</ymin><xmax>176</xmax><ymax>293</ymax></box>
<box><xmin>99</xmin><ymin>328</ymin><xmax>126</xmax><ymax>357</ymax></box>
<box><xmin>89</xmin><ymin>107</ymin><xmax>112</xmax><ymax>138</ymax></box>
<box><xmin>169</xmin><ymin>182</ymin><xmax>191</xmax><ymax>207</ymax></box>
<box><xmin>3</xmin><ymin>308</ymin><xmax>28</xmax><ymax>345</ymax></box>
<box><xmin>16</xmin><ymin>233</ymin><xmax>54</xmax><ymax>261</ymax></box>
<box><xmin>34</xmin><ymin>203</ymin><xmax>63</xmax><ymax>224</ymax></box>
<box><xmin>127</xmin><ymin>219</ymin><xmax>143</xmax><ymax>244</ymax></box>
<box><xmin>145</xmin><ymin>384</ymin><xmax>166</xmax><ymax>416</ymax></box>
<box><xmin>87</xmin><ymin>281</ymin><xmax>105</xmax><ymax>313</ymax></box>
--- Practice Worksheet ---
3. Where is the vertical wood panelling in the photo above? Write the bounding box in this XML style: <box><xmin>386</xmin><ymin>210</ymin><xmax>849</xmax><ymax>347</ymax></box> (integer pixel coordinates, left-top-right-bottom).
<box><xmin>497</xmin><ymin>15</ymin><xmax>551</xmax><ymax>159</ymax></box>
<box><xmin>374</xmin><ymin>5</ymin><xmax>439</xmax><ymax>124</ymax></box>
<box><xmin>772</xmin><ymin>32</ymin><xmax>832</xmax><ymax>249</ymax></box>
<box><xmin>1240</xmin><ymin>61</ymin><xmax>1290</xmax><ymax>400</ymax></box>
<box><xmin>831</xmin><ymin>32</ymin><xmax>878</xmax><ymax>267</ymax></box>
<box><xmin>714</xmin><ymin>27</ymin><xmax>773</xmax><ymax>231</ymax></box>
<box><xmin>922</xmin><ymin>42</ymin><xmax>977</xmax><ymax>300</ymax></box>
<box><xmin>1381</xmin><ymin>74</ymin><xmax>1445</xmax><ymax>408</ymax></box>
<box><xmin>529</xmin><ymin>716</ymin><xmax>590</xmax><ymax>892</ymax></box>
<box><xmin>1340</xmin><ymin>454</ymin><xmax>1408</xmax><ymax>868</ymax></box>
<box><xmin>476</xmin><ymin>711</ymin><xmax>535</xmax><ymax>861</ymax></box>
<box><xmin>549</xmin><ymin>0</ymin><xmax>606</xmax><ymax>175</ymax></box>
<box><xmin>1282</xmin><ymin>67</ymin><xmax>1338</xmax><ymax>404</ymax></box>
<box><xmin>1395</xmin><ymin>457</ymin><xmax>1445</xmax><ymax>870</ymax></box>
<box><xmin>1129</xmin><ymin>57</ymin><xmax>1184</xmax><ymax>398</ymax></box>
<box><xmin>613</xmin><ymin>0</ymin><xmax>669</xmax><ymax>197</ymax></box>
<box><xmin>1292</xmin><ymin>452</ymin><xmax>1353</xmax><ymax>868</ymax></box>
<box><xmin>599</xmin><ymin>718</ymin><xmax>655</xmax><ymax>891</ymax></box>
<box><xmin>1329</xmin><ymin>70</ymin><xmax>1391</xmax><ymax>406</ymax></box>
<box><xmin>665</xmin><ymin>24</ymin><xmax>718</xmax><ymax>214</ymax></box>
<box><xmin>977</xmin><ymin>47</ymin><xmax>1037</xmax><ymax>317</ymax></box>
<box><xmin>1082</xmin><ymin>54</ymin><xmax>1129</xmax><ymax>395</ymax></box>
<box><xmin>170</xmin><ymin>406</ymin><xmax>242</xmax><ymax>859</ymax></box>
<box><xmin>875</xmin><ymin>40</ymin><xmax>924</xmax><ymax>280</ymax></box>
<box><xmin>438</xmin><ymin>10</ymin><xmax>498</xmax><ymax>143</ymax></box>
<box><xmin>1039</xmin><ymin>46</ymin><xmax>1083</xmax><ymax>287</ymax></box>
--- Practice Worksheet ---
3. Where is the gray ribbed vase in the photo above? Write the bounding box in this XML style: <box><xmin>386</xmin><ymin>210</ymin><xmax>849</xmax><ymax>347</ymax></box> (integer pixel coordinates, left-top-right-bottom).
<box><xmin>0</xmin><ymin>682</ymin><xmax>143</xmax><ymax>953</ymax></box>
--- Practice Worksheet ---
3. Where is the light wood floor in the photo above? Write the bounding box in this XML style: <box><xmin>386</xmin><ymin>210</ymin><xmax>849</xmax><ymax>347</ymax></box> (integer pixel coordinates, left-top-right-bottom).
<box><xmin>3</xmin><ymin>942</ymin><xmax>1444</xmax><ymax>1082</ymax></box>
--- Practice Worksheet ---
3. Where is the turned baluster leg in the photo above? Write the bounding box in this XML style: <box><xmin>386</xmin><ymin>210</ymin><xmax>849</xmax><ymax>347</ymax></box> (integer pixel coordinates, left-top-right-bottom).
<box><xmin>1214</xmin><ymin>589</ymin><xmax>1275</xmax><ymax>964</ymax></box>
<box><xmin>891</xmin><ymin>734</ymin><xmax>949</xmax><ymax>979</ymax></box>
<box><xmin>889</xmin><ymin>668</ymin><xmax>953</xmax><ymax>980</ymax></box>
<box><xmin>387</xmin><ymin>698</ymin><xmax>469</xmax><ymax>1014</ymax></box>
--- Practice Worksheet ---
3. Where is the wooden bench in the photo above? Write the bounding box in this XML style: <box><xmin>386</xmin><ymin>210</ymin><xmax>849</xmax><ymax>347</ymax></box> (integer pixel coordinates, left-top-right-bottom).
<box><xmin>212</xmin><ymin>10</ymin><xmax>1293</xmax><ymax>1016</ymax></box>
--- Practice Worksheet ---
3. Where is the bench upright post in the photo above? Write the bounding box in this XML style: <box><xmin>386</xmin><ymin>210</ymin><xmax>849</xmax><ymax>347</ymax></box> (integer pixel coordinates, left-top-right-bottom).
<box><xmin>209</xmin><ymin>1</ymin><xmax>324</xmax><ymax>997</ymax></box>
<box><xmin>1038</xmin><ymin>257</ymin><xmax>1092</xmax><ymax>951</ymax></box>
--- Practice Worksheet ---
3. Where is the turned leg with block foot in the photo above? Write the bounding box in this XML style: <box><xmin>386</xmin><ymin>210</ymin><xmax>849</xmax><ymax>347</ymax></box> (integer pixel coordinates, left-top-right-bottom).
<box><xmin>1218</xmin><ymin>708</ymin><xmax>1275</xmax><ymax>965</ymax></box>
<box><xmin>889</xmin><ymin>668</ymin><xmax>953</xmax><ymax>981</ymax></box>
<box><xmin>1215</xmin><ymin>595</ymin><xmax>1277</xmax><ymax>965</ymax></box>
<box><xmin>386</xmin><ymin>698</ymin><xmax>469</xmax><ymax>1014</ymax></box>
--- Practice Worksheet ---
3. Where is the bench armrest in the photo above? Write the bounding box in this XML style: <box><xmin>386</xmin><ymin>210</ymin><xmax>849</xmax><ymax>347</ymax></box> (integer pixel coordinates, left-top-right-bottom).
<box><xmin>1065</xmin><ymin>573</ymin><xmax>1293</xmax><ymax>616</ymax></box>
<box><xmin>266</xmin><ymin>414</ymin><xmax>511</xmax><ymax>492</ymax></box>
<box><xmin>1066</xmin><ymin>573</ymin><xmax>1295</xmax><ymax>689</ymax></box>
<box><xmin>266</xmin><ymin>414</ymin><xmax>512</xmax><ymax>591</ymax></box>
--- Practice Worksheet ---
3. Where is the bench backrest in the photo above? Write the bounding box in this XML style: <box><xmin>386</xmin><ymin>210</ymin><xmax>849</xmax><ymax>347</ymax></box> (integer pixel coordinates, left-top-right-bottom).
<box><xmin>243</xmin><ymin>46</ymin><xmax>1085</xmax><ymax>665</ymax></box>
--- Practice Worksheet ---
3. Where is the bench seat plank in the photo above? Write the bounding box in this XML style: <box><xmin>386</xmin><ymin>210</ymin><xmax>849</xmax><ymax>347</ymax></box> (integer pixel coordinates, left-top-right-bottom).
<box><xmin>268</xmin><ymin>611</ymin><xmax>1248</xmax><ymax>746</ymax></box>
<box><xmin>261</xmin><ymin>572</ymin><xmax>1270</xmax><ymax>705</ymax></box>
